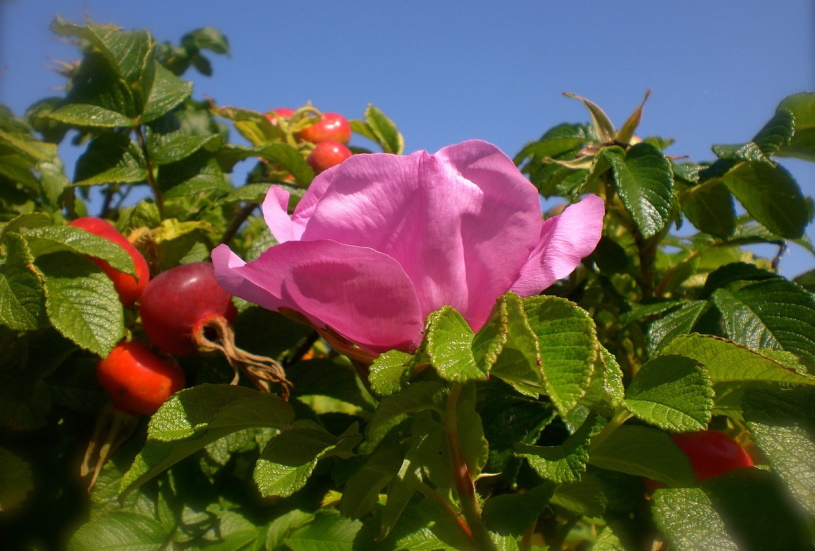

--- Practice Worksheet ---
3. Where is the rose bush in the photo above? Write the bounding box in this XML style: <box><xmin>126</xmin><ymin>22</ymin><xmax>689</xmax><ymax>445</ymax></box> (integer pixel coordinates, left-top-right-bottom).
<box><xmin>212</xmin><ymin>139</ymin><xmax>604</xmax><ymax>354</ymax></box>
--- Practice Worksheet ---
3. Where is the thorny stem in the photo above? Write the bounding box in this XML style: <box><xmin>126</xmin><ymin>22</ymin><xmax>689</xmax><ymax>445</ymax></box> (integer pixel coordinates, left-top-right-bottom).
<box><xmin>134</xmin><ymin>124</ymin><xmax>163</xmax><ymax>218</ymax></box>
<box><xmin>445</xmin><ymin>383</ymin><xmax>496</xmax><ymax>551</ymax></box>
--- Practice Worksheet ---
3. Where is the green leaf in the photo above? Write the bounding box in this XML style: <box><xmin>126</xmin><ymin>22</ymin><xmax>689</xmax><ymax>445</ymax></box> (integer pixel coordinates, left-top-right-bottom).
<box><xmin>0</xmin><ymin>232</ymin><xmax>46</xmax><ymax>331</ymax></box>
<box><xmin>743</xmin><ymin>386</ymin><xmax>815</xmax><ymax>516</ymax></box>
<box><xmin>647</xmin><ymin>301</ymin><xmax>710</xmax><ymax>356</ymax></box>
<box><xmin>367</xmin><ymin>382</ymin><xmax>446</xmax><ymax>446</ymax></box>
<box><xmin>423</xmin><ymin>306</ymin><xmax>486</xmax><ymax>382</ymax></box>
<box><xmin>482</xmin><ymin>484</ymin><xmax>554</xmax><ymax>537</ymax></box>
<box><xmin>68</xmin><ymin>512</ymin><xmax>170</xmax><ymax>551</ymax></box>
<box><xmin>368</xmin><ymin>350</ymin><xmax>414</xmax><ymax>397</ymax></box>
<box><xmin>22</xmin><ymin>225</ymin><xmax>135</xmax><ymax>274</ymax></box>
<box><xmin>146</xmin><ymin>115</ymin><xmax>221</xmax><ymax>165</ymax></box>
<box><xmin>120</xmin><ymin>384</ymin><xmax>294</xmax><ymax>496</ymax></box>
<box><xmin>722</xmin><ymin>162</ymin><xmax>808</xmax><ymax>239</ymax></box>
<box><xmin>523</xmin><ymin>295</ymin><xmax>598</xmax><ymax>415</ymax></box>
<box><xmin>661</xmin><ymin>334</ymin><xmax>815</xmax><ymax>386</ymax></box>
<box><xmin>711</xmin><ymin>278</ymin><xmax>815</xmax><ymax>363</ymax></box>
<box><xmin>589</xmin><ymin>425</ymin><xmax>696</xmax><ymax>487</ymax></box>
<box><xmin>681</xmin><ymin>182</ymin><xmax>735</xmax><ymax>237</ymax></box>
<box><xmin>582</xmin><ymin>346</ymin><xmax>625</xmax><ymax>411</ymax></box>
<box><xmin>264</xmin><ymin>510</ymin><xmax>314</xmax><ymax>550</ymax></box>
<box><xmin>362</xmin><ymin>104</ymin><xmax>404</xmax><ymax>154</ymax></box>
<box><xmin>0</xmin><ymin>447</ymin><xmax>34</xmax><ymax>512</ymax></box>
<box><xmin>516</xmin><ymin>414</ymin><xmax>605</xmax><ymax>483</ymax></box>
<box><xmin>157</xmin><ymin>149</ymin><xmax>231</xmax><ymax>197</ymax></box>
<box><xmin>48</xmin><ymin>103</ymin><xmax>135</xmax><ymax>128</ymax></box>
<box><xmin>752</xmin><ymin>108</ymin><xmax>794</xmax><ymax>157</ymax></box>
<box><xmin>140</xmin><ymin>63</ymin><xmax>192</xmax><ymax>123</ymax></box>
<box><xmin>182</xmin><ymin>26</ymin><xmax>230</xmax><ymax>54</ymax></box>
<box><xmin>711</xmin><ymin>142</ymin><xmax>769</xmax><ymax>163</ymax></box>
<box><xmin>255</xmin><ymin>421</ymin><xmax>361</xmax><ymax>498</ymax></box>
<box><xmin>340</xmin><ymin>447</ymin><xmax>402</xmax><ymax>520</ymax></box>
<box><xmin>285</xmin><ymin>511</ymin><xmax>362</xmax><ymax>551</ymax></box>
<box><xmin>249</xmin><ymin>142</ymin><xmax>315</xmax><ymax>186</ymax></box>
<box><xmin>477</xmin><ymin>292</ymin><xmax>543</xmax><ymax>397</ymax></box>
<box><xmin>73</xmin><ymin>133</ymin><xmax>147</xmax><ymax>186</ymax></box>
<box><xmin>592</xmin><ymin>525</ymin><xmax>627</xmax><ymax>551</ymax></box>
<box><xmin>380</xmin><ymin>448</ymin><xmax>423</xmax><ymax>540</ymax></box>
<box><xmin>606</xmin><ymin>142</ymin><xmax>674</xmax><ymax>239</ymax></box>
<box><xmin>776</xmin><ymin>92</ymin><xmax>815</xmax><ymax>160</ymax></box>
<box><xmin>652</xmin><ymin>487</ymin><xmax>739</xmax><ymax>551</ymax></box>
<box><xmin>456</xmin><ymin>384</ymin><xmax>488</xmax><ymax>477</ymax></box>
<box><xmin>0</xmin><ymin>127</ymin><xmax>57</xmax><ymax>161</ymax></box>
<box><xmin>36</xmin><ymin>253</ymin><xmax>124</xmax><ymax>356</ymax></box>
<box><xmin>623</xmin><ymin>355</ymin><xmax>713</xmax><ymax>432</ymax></box>
<box><xmin>213</xmin><ymin>105</ymin><xmax>284</xmax><ymax>146</ymax></box>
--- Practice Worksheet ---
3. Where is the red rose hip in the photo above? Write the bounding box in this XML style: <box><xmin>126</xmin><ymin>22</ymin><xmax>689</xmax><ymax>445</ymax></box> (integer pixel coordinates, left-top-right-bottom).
<box><xmin>671</xmin><ymin>430</ymin><xmax>754</xmax><ymax>482</ymax></box>
<box><xmin>307</xmin><ymin>140</ymin><xmax>352</xmax><ymax>174</ymax></box>
<box><xmin>97</xmin><ymin>340</ymin><xmax>185</xmax><ymax>416</ymax></box>
<box><xmin>298</xmin><ymin>112</ymin><xmax>351</xmax><ymax>144</ymax></box>
<box><xmin>69</xmin><ymin>217</ymin><xmax>150</xmax><ymax>307</ymax></box>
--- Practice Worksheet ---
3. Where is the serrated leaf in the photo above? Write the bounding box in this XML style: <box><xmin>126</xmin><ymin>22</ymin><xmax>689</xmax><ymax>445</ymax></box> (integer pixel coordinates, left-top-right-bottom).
<box><xmin>722</xmin><ymin>162</ymin><xmax>808</xmax><ymax>239</ymax></box>
<box><xmin>647</xmin><ymin>300</ymin><xmax>710</xmax><ymax>356</ymax></box>
<box><xmin>550</xmin><ymin>472</ymin><xmax>608</xmax><ymax>517</ymax></box>
<box><xmin>592</xmin><ymin>525</ymin><xmax>626</xmax><ymax>551</ymax></box>
<box><xmin>340</xmin><ymin>447</ymin><xmax>402</xmax><ymax>520</ymax></box>
<box><xmin>752</xmin><ymin>108</ymin><xmax>794</xmax><ymax>157</ymax></box>
<box><xmin>140</xmin><ymin>63</ymin><xmax>192</xmax><ymax>123</ymax></box>
<box><xmin>652</xmin><ymin>487</ymin><xmax>739</xmax><ymax>551</ymax></box>
<box><xmin>516</xmin><ymin>414</ymin><xmax>605</xmax><ymax>483</ymax></box>
<box><xmin>213</xmin><ymin>105</ymin><xmax>284</xmax><ymax>146</ymax></box>
<box><xmin>48</xmin><ymin>103</ymin><xmax>136</xmax><ymax>128</ymax></box>
<box><xmin>285</xmin><ymin>512</ymin><xmax>362</xmax><ymax>551</ymax></box>
<box><xmin>368</xmin><ymin>350</ymin><xmax>413</xmax><ymax>397</ymax></box>
<box><xmin>146</xmin><ymin>116</ymin><xmax>221</xmax><ymax>165</ymax></box>
<box><xmin>366</xmin><ymin>382</ymin><xmax>446</xmax><ymax>445</ymax></box>
<box><xmin>776</xmin><ymin>92</ymin><xmax>815</xmax><ymax>160</ymax></box>
<box><xmin>423</xmin><ymin>306</ymin><xmax>486</xmax><ymax>382</ymax></box>
<box><xmin>68</xmin><ymin>512</ymin><xmax>169</xmax><ymax>551</ymax></box>
<box><xmin>0</xmin><ymin>232</ymin><xmax>46</xmax><ymax>331</ymax></box>
<box><xmin>606</xmin><ymin>142</ymin><xmax>674</xmax><ymax>239</ymax></box>
<box><xmin>73</xmin><ymin>133</ymin><xmax>147</xmax><ymax>186</ymax></box>
<box><xmin>0</xmin><ymin>127</ymin><xmax>57</xmax><ymax>161</ymax></box>
<box><xmin>363</xmin><ymin>104</ymin><xmax>404</xmax><ymax>154</ymax></box>
<box><xmin>157</xmin><ymin>148</ymin><xmax>231</xmax><ymax>197</ymax></box>
<box><xmin>482</xmin><ymin>483</ymin><xmax>554</xmax><ymax>537</ymax></box>
<box><xmin>253</xmin><ymin>142</ymin><xmax>315</xmax><ymax>186</ymax></box>
<box><xmin>711</xmin><ymin>278</ymin><xmax>815</xmax><ymax>363</ymax></box>
<box><xmin>22</xmin><ymin>225</ymin><xmax>134</xmax><ymax>274</ymax></box>
<box><xmin>681</xmin><ymin>182</ymin><xmax>736</xmax><ymax>237</ymax></box>
<box><xmin>589</xmin><ymin>425</ymin><xmax>696</xmax><ymax>487</ymax></box>
<box><xmin>582</xmin><ymin>346</ymin><xmax>625</xmax><ymax>411</ymax></box>
<box><xmin>477</xmin><ymin>292</ymin><xmax>543</xmax><ymax>396</ymax></box>
<box><xmin>743</xmin><ymin>386</ymin><xmax>815</xmax><ymax>516</ymax></box>
<box><xmin>0</xmin><ymin>447</ymin><xmax>34</xmax><ymax>512</ymax></box>
<box><xmin>36</xmin><ymin>253</ymin><xmax>124</xmax><ymax>356</ymax></box>
<box><xmin>255</xmin><ymin>421</ymin><xmax>361</xmax><ymax>498</ymax></box>
<box><xmin>523</xmin><ymin>295</ymin><xmax>598</xmax><ymax>415</ymax></box>
<box><xmin>661</xmin><ymin>334</ymin><xmax>815</xmax><ymax>386</ymax></box>
<box><xmin>623</xmin><ymin>355</ymin><xmax>713</xmax><ymax>432</ymax></box>
<box><xmin>711</xmin><ymin>142</ymin><xmax>769</xmax><ymax>163</ymax></box>
<box><xmin>120</xmin><ymin>384</ymin><xmax>294</xmax><ymax>496</ymax></box>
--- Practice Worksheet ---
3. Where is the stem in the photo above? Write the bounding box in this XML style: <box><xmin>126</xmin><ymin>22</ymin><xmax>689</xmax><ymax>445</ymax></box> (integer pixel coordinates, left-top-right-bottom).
<box><xmin>418</xmin><ymin>484</ymin><xmax>475</xmax><ymax>546</ymax></box>
<box><xmin>445</xmin><ymin>383</ymin><xmax>496</xmax><ymax>551</ymax></box>
<box><xmin>134</xmin><ymin>125</ymin><xmax>163</xmax><ymax>218</ymax></box>
<box><xmin>589</xmin><ymin>408</ymin><xmax>633</xmax><ymax>454</ymax></box>
<box><xmin>220</xmin><ymin>202</ymin><xmax>259</xmax><ymax>246</ymax></box>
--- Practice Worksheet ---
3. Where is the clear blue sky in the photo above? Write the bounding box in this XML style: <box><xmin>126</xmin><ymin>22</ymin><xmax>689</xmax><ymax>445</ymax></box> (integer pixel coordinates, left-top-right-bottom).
<box><xmin>1</xmin><ymin>0</ymin><xmax>813</xmax><ymax>277</ymax></box>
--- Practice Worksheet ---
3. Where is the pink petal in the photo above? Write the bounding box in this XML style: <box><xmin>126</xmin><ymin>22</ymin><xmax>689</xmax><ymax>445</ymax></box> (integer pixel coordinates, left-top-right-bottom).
<box><xmin>211</xmin><ymin>242</ymin><xmax>424</xmax><ymax>353</ymax></box>
<box><xmin>510</xmin><ymin>194</ymin><xmax>605</xmax><ymax>296</ymax></box>
<box><xmin>299</xmin><ymin>140</ymin><xmax>543</xmax><ymax>331</ymax></box>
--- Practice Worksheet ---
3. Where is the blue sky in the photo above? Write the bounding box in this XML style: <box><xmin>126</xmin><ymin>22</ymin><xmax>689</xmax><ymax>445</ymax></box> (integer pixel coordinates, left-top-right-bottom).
<box><xmin>1</xmin><ymin>0</ymin><xmax>813</xmax><ymax>277</ymax></box>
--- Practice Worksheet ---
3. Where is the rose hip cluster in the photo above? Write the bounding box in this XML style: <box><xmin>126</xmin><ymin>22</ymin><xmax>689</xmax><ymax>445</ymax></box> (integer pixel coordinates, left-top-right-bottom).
<box><xmin>71</xmin><ymin>219</ymin><xmax>241</xmax><ymax>416</ymax></box>
<box><xmin>266</xmin><ymin>108</ymin><xmax>353</xmax><ymax>174</ymax></box>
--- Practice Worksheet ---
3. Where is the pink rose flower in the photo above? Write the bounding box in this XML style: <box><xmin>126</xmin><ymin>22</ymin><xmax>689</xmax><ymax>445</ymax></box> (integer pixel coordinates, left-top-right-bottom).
<box><xmin>212</xmin><ymin>140</ymin><xmax>604</xmax><ymax>354</ymax></box>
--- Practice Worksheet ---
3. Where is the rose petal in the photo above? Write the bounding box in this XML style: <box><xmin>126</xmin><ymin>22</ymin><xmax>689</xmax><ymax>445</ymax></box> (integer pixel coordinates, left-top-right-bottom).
<box><xmin>212</xmin><ymin>241</ymin><xmax>424</xmax><ymax>353</ymax></box>
<box><xmin>510</xmin><ymin>194</ymin><xmax>605</xmax><ymax>296</ymax></box>
<box><xmin>299</xmin><ymin>140</ymin><xmax>542</xmax><ymax>330</ymax></box>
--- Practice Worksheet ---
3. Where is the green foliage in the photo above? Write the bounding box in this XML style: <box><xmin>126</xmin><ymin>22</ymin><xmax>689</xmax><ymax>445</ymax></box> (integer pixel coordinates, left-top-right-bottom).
<box><xmin>2</xmin><ymin>17</ymin><xmax>815</xmax><ymax>551</ymax></box>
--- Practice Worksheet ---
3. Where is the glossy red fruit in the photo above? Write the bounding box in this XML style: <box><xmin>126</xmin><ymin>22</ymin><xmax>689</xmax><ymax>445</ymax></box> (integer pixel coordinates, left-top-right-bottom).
<box><xmin>672</xmin><ymin>430</ymin><xmax>754</xmax><ymax>482</ymax></box>
<box><xmin>140</xmin><ymin>262</ymin><xmax>237</xmax><ymax>355</ymax></box>
<box><xmin>307</xmin><ymin>140</ymin><xmax>353</xmax><ymax>174</ymax></box>
<box><xmin>69</xmin><ymin>217</ymin><xmax>150</xmax><ymax>307</ymax></box>
<box><xmin>298</xmin><ymin>112</ymin><xmax>351</xmax><ymax>144</ymax></box>
<box><xmin>265</xmin><ymin>107</ymin><xmax>295</xmax><ymax>125</ymax></box>
<box><xmin>97</xmin><ymin>340</ymin><xmax>185</xmax><ymax>416</ymax></box>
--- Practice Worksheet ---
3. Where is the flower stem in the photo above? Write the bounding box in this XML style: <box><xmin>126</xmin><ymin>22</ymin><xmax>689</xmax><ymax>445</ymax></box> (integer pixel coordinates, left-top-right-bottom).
<box><xmin>134</xmin><ymin>125</ymin><xmax>163</xmax><ymax>219</ymax></box>
<box><xmin>445</xmin><ymin>383</ymin><xmax>496</xmax><ymax>551</ymax></box>
<box><xmin>589</xmin><ymin>408</ymin><xmax>633</xmax><ymax>454</ymax></box>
